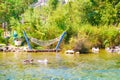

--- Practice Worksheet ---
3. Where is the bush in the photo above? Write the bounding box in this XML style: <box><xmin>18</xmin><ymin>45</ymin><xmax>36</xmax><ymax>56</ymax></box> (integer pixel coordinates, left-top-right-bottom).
<box><xmin>66</xmin><ymin>25</ymin><xmax>120</xmax><ymax>53</ymax></box>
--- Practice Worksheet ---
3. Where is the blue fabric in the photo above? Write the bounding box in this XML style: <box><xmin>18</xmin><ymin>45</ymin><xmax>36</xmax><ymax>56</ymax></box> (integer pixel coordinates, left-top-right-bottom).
<box><xmin>13</xmin><ymin>30</ymin><xmax>18</xmax><ymax>39</ymax></box>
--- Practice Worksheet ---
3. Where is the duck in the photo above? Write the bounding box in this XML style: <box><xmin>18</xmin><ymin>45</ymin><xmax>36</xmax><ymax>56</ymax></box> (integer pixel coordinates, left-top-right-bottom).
<box><xmin>105</xmin><ymin>46</ymin><xmax>120</xmax><ymax>53</ymax></box>
<box><xmin>105</xmin><ymin>47</ymin><xmax>113</xmax><ymax>53</ymax></box>
<box><xmin>23</xmin><ymin>59</ymin><xmax>34</xmax><ymax>64</ymax></box>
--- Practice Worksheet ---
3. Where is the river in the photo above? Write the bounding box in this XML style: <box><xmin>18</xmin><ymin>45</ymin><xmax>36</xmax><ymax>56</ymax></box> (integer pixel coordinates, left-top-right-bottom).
<box><xmin>0</xmin><ymin>50</ymin><xmax>120</xmax><ymax>80</ymax></box>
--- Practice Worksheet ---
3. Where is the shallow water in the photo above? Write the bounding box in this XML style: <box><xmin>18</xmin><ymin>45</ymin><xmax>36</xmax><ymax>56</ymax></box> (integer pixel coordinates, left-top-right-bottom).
<box><xmin>0</xmin><ymin>50</ymin><xmax>120</xmax><ymax>80</ymax></box>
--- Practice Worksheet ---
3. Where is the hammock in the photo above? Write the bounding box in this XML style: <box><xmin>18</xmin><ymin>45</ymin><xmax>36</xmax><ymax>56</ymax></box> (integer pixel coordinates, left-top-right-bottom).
<box><xmin>30</xmin><ymin>37</ymin><xmax>60</xmax><ymax>46</ymax></box>
<box><xmin>30</xmin><ymin>31</ymin><xmax>66</xmax><ymax>48</ymax></box>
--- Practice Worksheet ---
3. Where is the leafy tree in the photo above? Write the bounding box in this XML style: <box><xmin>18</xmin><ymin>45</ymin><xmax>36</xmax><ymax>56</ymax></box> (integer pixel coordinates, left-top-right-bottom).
<box><xmin>48</xmin><ymin>0</ymin><xmax>59</xmax><ymax>10</ymax></box>
<box><xmin>0</xmin><ymin>0</ymin><xmax>36</xmax><ymax>24</ymax></box>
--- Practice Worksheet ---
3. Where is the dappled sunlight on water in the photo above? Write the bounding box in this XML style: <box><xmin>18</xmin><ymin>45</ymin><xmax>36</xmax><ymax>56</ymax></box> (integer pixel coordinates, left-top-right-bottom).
<box><xmin>0</xmin><ymin>50</ymin><xmax>120</xmax><ymax>79</ymax></box>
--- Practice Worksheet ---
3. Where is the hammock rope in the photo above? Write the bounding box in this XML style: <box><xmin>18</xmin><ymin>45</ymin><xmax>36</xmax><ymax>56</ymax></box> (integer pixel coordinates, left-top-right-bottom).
<box><xmin>30</xmin><ymin>37</ymin><xmax>60</xmax><ymax>46</ymax></box>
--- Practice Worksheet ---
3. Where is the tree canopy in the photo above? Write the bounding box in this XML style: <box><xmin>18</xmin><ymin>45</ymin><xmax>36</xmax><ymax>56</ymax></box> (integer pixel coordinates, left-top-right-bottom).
<box><xmin>0</xmin><ymin>0</ymin><xmax>120</xmax><ymax>48</ymax></box>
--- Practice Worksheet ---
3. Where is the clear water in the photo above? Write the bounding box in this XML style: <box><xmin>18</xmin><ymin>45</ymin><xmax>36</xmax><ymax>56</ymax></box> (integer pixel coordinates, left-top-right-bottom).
<box><xmin>0</xmin><ymin>50</ymin><xmax>120</xmax><ymax>80</ymax></box>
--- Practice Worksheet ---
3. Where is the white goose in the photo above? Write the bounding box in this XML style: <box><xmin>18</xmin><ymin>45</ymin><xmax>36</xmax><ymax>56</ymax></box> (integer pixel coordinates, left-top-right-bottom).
<box><xmin>37</xmin><ymin>58</ymin><xmax>48</xmax><ymax>64</ymax></box>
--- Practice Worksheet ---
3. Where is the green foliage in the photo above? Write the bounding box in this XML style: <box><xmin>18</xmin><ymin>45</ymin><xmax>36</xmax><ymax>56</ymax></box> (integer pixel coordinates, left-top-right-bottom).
<box><xmin>48</xmin><ymin>0</ymin><xmax>59</xmax><ymax>10</ymax></box>
<box><xmin>0</xmin><ymin>0</ymin><xmax>120</xmax><ymax>49</ymax></box>
<box><xmin>0</xmin><ymin>0</ymin><xmax>35</xmax><ymax>23</ymax></box>
<box><xmin>79</xmin><ymin>0</ymin><xmax>120</xmax><ymax>25</ymax></box>
<box><xmin>80</xmin><ymin>25</ymin><xmax>120</xmax><ymax>48</ymax></box>
<box><xmin>0</xmin><ymin>29</ymin><xmax>4</xmax><ymax>43</ymax></box>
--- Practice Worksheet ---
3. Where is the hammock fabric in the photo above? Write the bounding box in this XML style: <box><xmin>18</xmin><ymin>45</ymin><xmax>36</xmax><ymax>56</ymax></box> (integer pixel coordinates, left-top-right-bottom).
<box><xmin>30</xmin><ymin>37</ymin><xmax>60</xmax><ymax>46</ymax></box>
